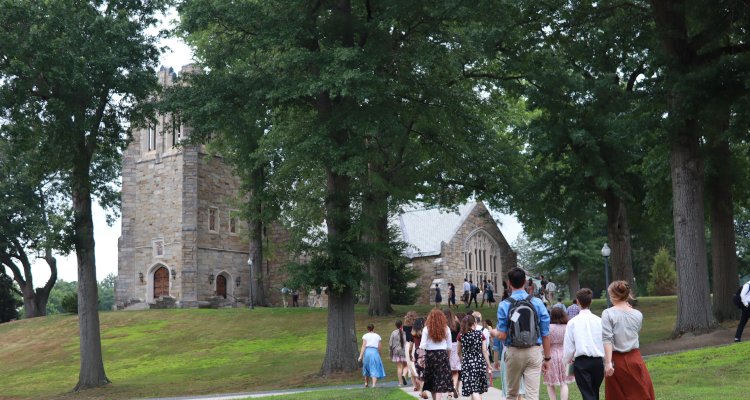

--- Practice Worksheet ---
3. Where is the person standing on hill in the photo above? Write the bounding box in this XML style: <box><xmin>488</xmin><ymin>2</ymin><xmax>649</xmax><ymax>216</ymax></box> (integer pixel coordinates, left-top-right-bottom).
<box><xmin>735</xmin><ymin>279</ymin><xmax>750</xmax><ymax>342</ymax></box>
<box><xmin>563</xmin><ymin>288</ymin><xmax>604</xmax><ymax>400</ymax></box>
<box><xmin>457</xmin><ymin>314</ymin><xmax>492</xmax><ymax>399</ymax></box>
<box><xmin>448</xmin><ymin>283</ymin><xmax>458</xmax><ymax>309</ymax></box>
<box><xmin>358</xmin><ymin>324</ymin><xmax>386</xmax><ymax>388</ymax></box>
<box><xmin>463</xmin><ymin>279</ymin><xmax>472</xmax><ymax>307</ymax></box>
<box><xmin>468</xmin><ymin>281</ymin><xmax>479</xmax><ymax>308</ymax></box>
<box><xmin>602</xmin><ymin>281</ymin><xmax>655</xmax><ymax>400</ymax></box>
<box><xmin>389</xmin><ymin>320</ymin><xmax>409</xmax><ymax>387</ymax></box>
<box><xmin>544</xmin><ymin>308</ymin><xmax>575</xmax><ymax>400</ymax></box>
<box><xmin>419</xmin><ymin>309</ymin><xmax>455</xmax><ymax>400</ymax></box>
<box><xmin>566</xmin><ymin>299</ymin><xmax>580</xmax><ymax>319</ymax></box>
<box><xmin>546</xmin><ymin>281</ymin><xmax>557</xmax><ymax>306</ymax></box>
<box><xmin>292</xmin><ymin>288</ymin><xmax>299</xmax><ymax>307</ymax></box>
<box><xmin>434</xmin><ymin>283</ymin><xmax>443</xmax><ymax>309</ymax></box>
<box><xmin>492</xmin><ymin>267</ymin><xmax>551</xmax><ymax>400</ymax></box>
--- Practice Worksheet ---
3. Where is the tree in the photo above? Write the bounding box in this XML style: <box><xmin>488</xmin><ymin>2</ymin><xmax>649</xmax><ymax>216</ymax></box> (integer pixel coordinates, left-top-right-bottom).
<box><xmin>0</xmin><ymin>0</ymin><xmax>168</xmax><ymax>390</ymax></box>
<box><xmin>0</xmin><ymin>272</ymin><xmax>22</xmax><ymax>322</ymax></box>
<box><xmin>0</xmin><ymin>141</ymin><xmax>72</xmax><ymax>318</ymax></box>
<box><xmin>646</xmin><ymin>0</ymin><xmax>750</xmax><ymax>336</ymax></box>
<box><xmin>176</xmin><ymin>0</ymin><xmax>521</xmax><ymax>375</ymax></box>
<box><xmin>647</xmin><ymin>248</ymin><xmax>677</xmax><ymax>296</ymax></box>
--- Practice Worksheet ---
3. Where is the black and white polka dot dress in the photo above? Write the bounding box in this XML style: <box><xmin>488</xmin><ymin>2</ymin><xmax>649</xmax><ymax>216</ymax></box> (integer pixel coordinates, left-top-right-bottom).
<box><xmin>458</xmin><ymin>329</ymin><xmax>489</xmax><ymax>396</ymax></box>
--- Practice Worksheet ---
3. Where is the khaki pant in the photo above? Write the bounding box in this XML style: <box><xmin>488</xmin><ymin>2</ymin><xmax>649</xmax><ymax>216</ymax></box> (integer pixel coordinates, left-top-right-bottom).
<box><xmin>546</xmin><ymin>291</ymin><xmax>556</xmax><ymax>305</ymax></box>
<box><xmin>505</xmin><ymin>345</ymin><xmax>543</xmax><ymax>400</ymax></box>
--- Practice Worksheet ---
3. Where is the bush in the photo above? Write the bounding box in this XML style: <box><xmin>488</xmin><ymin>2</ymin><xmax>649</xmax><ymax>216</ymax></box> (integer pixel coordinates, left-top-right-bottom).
<box><xmin>61</xmin><ymin>293</ymin><xmax>78</xmax><ymax>314</ymax></box>
<box><xmin>647</xmin><ymin>248</ymin><xmax>677</xmax><ymax>296</ymax></box>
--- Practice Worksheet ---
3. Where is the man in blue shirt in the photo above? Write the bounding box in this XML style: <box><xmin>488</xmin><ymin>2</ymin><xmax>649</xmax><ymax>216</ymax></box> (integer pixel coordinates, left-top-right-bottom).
<box><xmin>467</xmin><ymin>280</ymin><xmax>478</xmax><ymax>308</ymax></box>
<box><xmin>491</xmin><ymin>267</ymin><xmax>551</xmax><ymax>400</ymax></box>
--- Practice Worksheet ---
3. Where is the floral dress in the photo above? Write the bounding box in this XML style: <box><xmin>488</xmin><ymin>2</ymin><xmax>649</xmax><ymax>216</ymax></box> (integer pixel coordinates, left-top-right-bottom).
<box><xmin>543</xmin><ymin>324</ymin><xmax>575</xmax><ymax>386</ymax></box>
<box><xmin>458</xmin><ymin>329</ymin><xmax>488</xmax><ymax>396</ymax></box>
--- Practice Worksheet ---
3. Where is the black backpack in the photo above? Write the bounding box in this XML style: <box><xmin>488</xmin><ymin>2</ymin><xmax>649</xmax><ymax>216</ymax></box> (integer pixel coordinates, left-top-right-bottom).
<box><xmin>505</xmin><ymin>294</ymin><xmax>541</xmax><ymax>347</ymax></box>
<box><xmin>734</xmin><ymin>283</ymin><xmax>749</xmax><ymax>309</ymax></box>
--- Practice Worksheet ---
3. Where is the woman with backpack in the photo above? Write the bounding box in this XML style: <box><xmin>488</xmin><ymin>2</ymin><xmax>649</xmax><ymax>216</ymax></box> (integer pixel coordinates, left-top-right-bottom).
<box><xmin>457</xmin><ymin>314</ymin><xmax>491</xmax><ymax>399</ymax></box>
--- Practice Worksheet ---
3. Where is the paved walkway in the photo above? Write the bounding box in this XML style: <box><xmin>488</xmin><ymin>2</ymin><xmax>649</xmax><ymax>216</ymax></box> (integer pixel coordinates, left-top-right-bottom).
<box><xmin>400</xmin><ymin>386</ymin><xmax>507</xmax><ymax>399</ymax></box>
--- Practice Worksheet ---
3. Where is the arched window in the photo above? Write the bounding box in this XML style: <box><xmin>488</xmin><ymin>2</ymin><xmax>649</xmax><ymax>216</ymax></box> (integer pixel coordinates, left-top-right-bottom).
<box><xmin>464</xmin><ymin>230</ymin><xmax>500</xmax><ymax>291</ymax></box>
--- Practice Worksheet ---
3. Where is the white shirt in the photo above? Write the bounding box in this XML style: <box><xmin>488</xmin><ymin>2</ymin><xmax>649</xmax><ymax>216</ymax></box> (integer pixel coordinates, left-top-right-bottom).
<box><xmin>563</xmin><ymin>309</ymin><xmax>605</xmax><ymax>363</ymax></box>
<box><xmin>475</xmin><ymin>325</ymin><xmax>490</xmax><ymax>348</ymax></box>
<box><xmin>741</xmin><ymin>282</ymin><xmax>750</xmax><ymax>307</ymax></box>
<box><xmin>419</xmin><ymin>326</ymin><xmax>452</xmax><ymax>350</ymax></box>
<box><xmin>463</xmin><ymin>281</ymin><xmax>471</xmax><ymax>292</ymax></box>
<box><xmin>546</xmin><ymin>282</ymin><xmax>557</xmax><ymax>292</ymax></box>
<box><xmin>363</xmin><ymin>332</ymin><xmax>381</xmax><ymax>348</ymax></box>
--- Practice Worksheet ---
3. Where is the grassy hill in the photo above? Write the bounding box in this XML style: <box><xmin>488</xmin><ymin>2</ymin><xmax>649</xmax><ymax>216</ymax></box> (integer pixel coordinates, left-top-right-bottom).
<box><xmin>0</xmin><ymin>297</ymin><xmax>743</xmax><ymax>400</ymax></box>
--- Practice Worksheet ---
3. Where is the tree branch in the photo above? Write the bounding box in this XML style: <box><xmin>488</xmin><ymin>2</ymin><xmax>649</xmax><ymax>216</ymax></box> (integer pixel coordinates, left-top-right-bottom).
<box><xmin>698</xmin><ymin>43</ymin><xmax>750</xmax><ymax>64</ymax></box>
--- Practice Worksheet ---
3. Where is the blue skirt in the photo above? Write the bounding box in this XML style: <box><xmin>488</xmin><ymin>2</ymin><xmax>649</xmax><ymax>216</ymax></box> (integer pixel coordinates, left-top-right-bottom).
<box><xmin>363</xmin><ymin>347</ymin><xmax>386</xmax><ymax>379</ymax></box>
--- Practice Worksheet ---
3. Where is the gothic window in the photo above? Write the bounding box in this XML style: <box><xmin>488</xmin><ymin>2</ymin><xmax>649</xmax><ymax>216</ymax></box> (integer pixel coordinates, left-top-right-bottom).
<box><xmin>209</xmin><ymin>208</ymin><xmax>218</xmax><ymax>233</ymax></box>
<box><xmin>229</xmin><ymin>211</ymin><xmax>238</xmax><ymax>235</ymax></box>
<box><xmin>147</xmin><ymin>123</ymin><xmax>157</xmax><ymax>151</ymax></box>
<box><xmin>464</xmin><ymin>230</ymin><xmax>499</xmax><ymax>290</ymax></box>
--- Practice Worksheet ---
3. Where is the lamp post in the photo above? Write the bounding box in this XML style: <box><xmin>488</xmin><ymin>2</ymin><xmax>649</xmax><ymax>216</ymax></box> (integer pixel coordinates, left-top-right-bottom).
<box><xmin>247</xmin><ymin>258</ymin><xmax>255</xmax><ymax>310</ymax></box>
<box><xmin>601</xmin><ymin>243</ymin><xmax>611</xmax><ymax>308</ymax></box>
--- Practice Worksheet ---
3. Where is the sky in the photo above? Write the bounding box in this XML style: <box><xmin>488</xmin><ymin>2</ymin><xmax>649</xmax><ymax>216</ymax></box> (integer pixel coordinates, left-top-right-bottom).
<box><xmin>27</xmin><ymin>10</ymin><xmax>525</xmax><ymax>286</ymax></box>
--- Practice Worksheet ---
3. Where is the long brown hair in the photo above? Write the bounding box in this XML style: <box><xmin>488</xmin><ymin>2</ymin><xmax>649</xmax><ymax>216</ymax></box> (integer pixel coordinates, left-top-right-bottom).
<box><xmin>442</xmin><ymin>307</ymin><xmax>456</xmax><ymax>333</ymax></box>
<box><xmin>426</xmin><ymin>308</ymin><xmax>448</xmax><ymax>342</ymax></box>
<box><xmin>404</xmin><ymin>311</ymin><xmax>417</xmax><ymax>327</ymax></box>
<box><xmin>550</xmin><ymin>307</ymin><xmax>569</xmax><ymax>324</ymax></box>
<box><xmin>460</xmin><ymin>314</ymin><xmax>476</xmax><ymax>335</ymax></box>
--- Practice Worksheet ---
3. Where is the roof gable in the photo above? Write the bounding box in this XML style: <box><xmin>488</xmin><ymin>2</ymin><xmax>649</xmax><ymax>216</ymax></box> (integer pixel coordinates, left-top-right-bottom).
<box><xmin>395</xmin><ymin>202</ymin><xmax>478</xmax><ymax>258</ymax></box>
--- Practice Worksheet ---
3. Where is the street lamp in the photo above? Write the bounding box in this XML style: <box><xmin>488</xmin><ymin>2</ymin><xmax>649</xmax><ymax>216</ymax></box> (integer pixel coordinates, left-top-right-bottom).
<box><xmin>601</xmin><ymin>243</ymin><xmax>611</xmax><ymax>308</ymax></box>
<box><xmin>247</xmin><ymin>258</ymin><xmax>255</xmax><ymax>310</ymax></box>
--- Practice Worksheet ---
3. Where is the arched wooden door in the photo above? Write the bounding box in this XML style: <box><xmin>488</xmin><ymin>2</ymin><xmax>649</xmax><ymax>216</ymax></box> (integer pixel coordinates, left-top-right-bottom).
<box><xmin>216</xmin><ymin>275</ymin><xmax>227</xmax><ymax>299</ymax></box>
<box><xmin>154</xmin><ymin>267</ymin><xmax>169</xmax><ymax>298</ymax></box>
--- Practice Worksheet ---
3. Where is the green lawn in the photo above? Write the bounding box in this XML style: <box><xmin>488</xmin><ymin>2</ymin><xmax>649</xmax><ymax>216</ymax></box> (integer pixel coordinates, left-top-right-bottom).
<box><xmin>0</xmin><ymin>297</ymin><xmax>741</xmax><ymax>400</ymax></box>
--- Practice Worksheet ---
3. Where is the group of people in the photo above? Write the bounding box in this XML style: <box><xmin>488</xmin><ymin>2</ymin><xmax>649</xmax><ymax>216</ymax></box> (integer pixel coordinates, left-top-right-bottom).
<box><xmin>435</xmin><ymin>279</ymin><xmax>498</xmax><ymax>310</ymax></box>
<box><xmin>359</xmin><ymin>308</ymin><xmax>497</xmax><ymax>399</ymax></box>
<box><xmin>491</xmin><ymin>267</ymin><xmax>655</xmax><ymax>400</ymax></box>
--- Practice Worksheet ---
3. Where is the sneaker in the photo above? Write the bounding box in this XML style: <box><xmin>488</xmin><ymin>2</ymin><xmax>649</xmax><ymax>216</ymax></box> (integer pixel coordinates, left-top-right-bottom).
<box><xmin>735</xmin><ymin>338</ymin><xmax>741</xmax><ymax>343</ymax></box>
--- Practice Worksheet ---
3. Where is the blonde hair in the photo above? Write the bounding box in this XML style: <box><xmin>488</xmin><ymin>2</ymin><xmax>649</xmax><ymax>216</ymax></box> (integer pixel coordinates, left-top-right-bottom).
<box><xmin>608</xmin><ymin>280</ymin><xmax>635</xmax><ymax>302</ymax></box>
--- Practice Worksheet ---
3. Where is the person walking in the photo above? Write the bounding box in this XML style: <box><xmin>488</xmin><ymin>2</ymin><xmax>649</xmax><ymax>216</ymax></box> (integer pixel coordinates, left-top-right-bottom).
<box><xmin>493</xmin><ymin>337</ymin><xmax>526</xmax><ymax>400</ymax></box>
<box><xmin>468</xmin><ymin>281</ymin><xmax>479</xmax><ymax>308</ymax></box>
<box><xmin>434</xmin><ymin>283</ymin><xmax>443</xmax><ymax>309</ymax></box>
<box><xmin>404</xmin><ymin>311</ymin><xmax>419</xmax><ymax>389</ymax></box>
<box><xmin>281</xmin><ymin>286</ymin><xmax>290</xmax><ymax>308</ymax></box>
<box><xmin>544</xmin><ymin>308</ymin><xmax>575</xmax><ymax>400</ymax></box>
<box><xmin>486</xmin><ymin>281</ymin><xmax>496</xmax><ymax>307</ymax></box>
<box><xmin>539</xmin><ymin>275</ymin><xmax>548</xmax><ymax>300</ymax></box>
<box><xmin>552</xmin><ymin>297</ymin><xmax>567</xmax><ymax>314</ymax></box>
<box><xmin>292</xmin><ymin>289</ymin><xmax>299</xmax><ymax>307</ymax></box>
<box><xmin>502</xmin><ymin>281</ymin><xmax>511</xmax><ymax>301</ymax></box>
<box><xmin>563</xmin><ymin>288</ymin><xmax>605</xmax><ymax>400</ymax></box>
<box><xmin>525</xmin><ymin>278</ymin><xmax>536</xmax><ymax>297</ymax></box>
<box><xmin>444</xmin><ymin>307</ymin><xmax>461</xmax><ymax>399</ymax></box>
<box><xmin>735</xmin><ymin>279</ymin><xmax>750</xmax><ymax>342</ymax></box>
<box><xmin>546</xmin><ymin>280</ymin><xmax>557</xmax><ymax>306</ymax></box>
<box><xmin>602</xmin><ymin>281</ymin><xmax>655</xmax><ymax>400</ymax></box>
<box><xmin>457</xmin><ymin>314</ymin><xmax>492</xmax><ymax>399</ymax></box>
<box><xmin>566</xmin><ymin>299</ymin><xmax>580</xmax><ymax>319</ymax></box>
<box><xmin>411</xmin><ymin>317</ymin><xmax>427</xmax><ymax>396</ymax></box>
<box><xmin>390</xmin><ymin>320</ymin><xmax>409</xmax><ymax>387</ymax></box>
<box><xmin>480</xmin><ymin>280</ymin><xmax>490</xmax><ymax>308</ymax></box>
<box><xmin>419</xmin><ymin>309</ymin><xmax>455</xmax><ymax>400</ymax></box>
<box><xmin>448</xmin><ymin>283</ymin><xmax>458</xmax><ymax>309</ymax></box>
<box><xmin>358</xmin><ymin>324</ymin><xmax>386</xmax><ymax>388</ymax></box>
<box><xmin>463</xmin><ymin>279</ymin><xmax>471</xmax><ymax>307</ymax></box>
<box><xmin>491</xmin><ymin>267</ymin><xmax>551</xmax><ymax>400</ymax></box>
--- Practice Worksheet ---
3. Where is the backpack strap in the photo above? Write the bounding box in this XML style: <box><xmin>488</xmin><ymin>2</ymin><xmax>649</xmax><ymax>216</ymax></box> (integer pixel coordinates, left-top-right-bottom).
<box><xmin>525</xmin><ymin>294</ymin><xmax>535</xmax><ymax>302</ymax></box>
<box><xmin>505</xmin><ymin>297</ymin><xmax>517</xmax><ymax>306</ymax></box>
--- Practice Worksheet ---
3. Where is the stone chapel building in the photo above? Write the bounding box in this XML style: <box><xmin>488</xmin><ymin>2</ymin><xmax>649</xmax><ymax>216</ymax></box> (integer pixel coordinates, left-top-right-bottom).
<box><xmin>113</xmin><ymin>66</ymin><xmax>517</xmax><ymax>309</ymax></box>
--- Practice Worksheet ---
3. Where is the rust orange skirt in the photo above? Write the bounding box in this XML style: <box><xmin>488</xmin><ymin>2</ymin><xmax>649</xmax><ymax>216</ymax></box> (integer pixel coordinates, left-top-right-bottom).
<box><xmin>605</xmin><ymin>349</ymin><xmax>655</xmax><ymax>400</ymax></box>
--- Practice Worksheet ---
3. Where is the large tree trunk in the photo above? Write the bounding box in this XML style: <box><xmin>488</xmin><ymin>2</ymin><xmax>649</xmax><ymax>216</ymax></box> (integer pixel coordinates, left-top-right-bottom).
<box><xmin>604</xmin><ymin>192</ymin><xmax>635</xmax><ymax>290</ymax></box>
<box><xmin>569</xmin><ymin>258</ymin><xmax>580</xmax><ymax>298</ymax></box>
<box><xmin>368</xmin><ymin>211</ymin><xmax>392</xmax><ymax>316</ymax></box>
<box><xmin>649</xmin><ymin>0</ymin><xmax>720</xmax><ymax>336</ymax></box>
<box><xmin>320</xmin><ymin>288</ymin><xmax>360</xmax><ymax>376</ymax></box>
<box><xmin>708</xmin><ymin>111</ymin><xmax>740</xmax><ymax>322</ymax></box>
<box><xmin>72</xmin><ymin>151</ymin><xmax>109</xmax><ymax>391</ymax></box>
<box><xmin>668</xmin><ymin>113</ymin><xmax>719</xmax><ymax>336</ymax></box>
<box><xmin>248</xmin><ymin>185</ymin><xmax>267</xmax><ymax>306</ymax></box>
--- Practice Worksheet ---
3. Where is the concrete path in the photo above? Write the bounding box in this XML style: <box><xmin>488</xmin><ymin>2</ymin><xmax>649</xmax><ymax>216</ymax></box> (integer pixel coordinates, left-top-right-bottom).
<box><xmin>400</xmin><ymin>386</ymin><xmax>507</xmax><ymax>399</ymax></box>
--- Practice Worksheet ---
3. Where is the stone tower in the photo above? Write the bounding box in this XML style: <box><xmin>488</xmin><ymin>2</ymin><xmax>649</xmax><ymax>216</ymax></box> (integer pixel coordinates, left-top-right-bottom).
<box><xmin>114</xmin><ymin>65</ymin><xmax>251</xmax><ymax>309</ymax></box>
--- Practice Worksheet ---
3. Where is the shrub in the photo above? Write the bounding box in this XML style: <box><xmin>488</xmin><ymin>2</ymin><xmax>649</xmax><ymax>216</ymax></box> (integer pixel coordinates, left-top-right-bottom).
<box><xmin>647</xmin><ymin>248</ymin><xmax>677</xmax><ymax>296</ymax></box>
<box><xmin>61</xmin><ymin>293</ymin><xmax>78</xmax><ymax>314</ymax></box>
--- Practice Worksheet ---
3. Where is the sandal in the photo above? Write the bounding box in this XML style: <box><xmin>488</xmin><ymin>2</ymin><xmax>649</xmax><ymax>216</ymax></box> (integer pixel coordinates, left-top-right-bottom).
<box><xmin>421</xmin><ymin>393</ymin><xmax>428</xmax><ymax>399</ymax></box>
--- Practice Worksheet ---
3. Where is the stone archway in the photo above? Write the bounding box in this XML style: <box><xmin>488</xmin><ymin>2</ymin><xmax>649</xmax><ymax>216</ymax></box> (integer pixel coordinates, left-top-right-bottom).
<box><xmin>215</xmin><ymin>270</ymin><xmax>234</xmax><ymax>299</ymax></box>
<box><xmin>216</xmin><ymin>275</ymin><xmax>227</xmax><ymax>299</ymax></box>
<box><xmin>154</xmin><ymin>267</ymin><xmax>170</xmax><ymax>298</ymax></box>
<box><xmin>146</xmin><ymin>262</ymin><xmax>173</xmax><ymax>302</ymax></box>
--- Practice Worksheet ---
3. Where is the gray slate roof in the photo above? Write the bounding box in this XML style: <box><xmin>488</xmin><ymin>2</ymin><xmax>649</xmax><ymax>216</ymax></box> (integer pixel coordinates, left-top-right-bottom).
<box><xmin>394</xmin><ymin>202</ymin><xmax>478</xmax><ymax>259</ymax></box>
